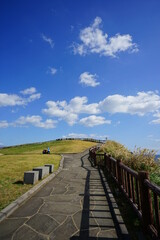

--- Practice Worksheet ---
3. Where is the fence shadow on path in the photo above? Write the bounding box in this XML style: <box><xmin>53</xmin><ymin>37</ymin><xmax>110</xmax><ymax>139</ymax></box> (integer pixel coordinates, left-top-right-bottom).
<box><xmin>71</xmin><ymin>153</ymin><xmax>130</xmax><ymax>240</ymax></box>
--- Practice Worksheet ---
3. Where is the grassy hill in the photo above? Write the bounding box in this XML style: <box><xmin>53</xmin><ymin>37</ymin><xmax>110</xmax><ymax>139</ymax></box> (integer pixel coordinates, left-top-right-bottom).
<box><xmin>0</xmin><ymin>139</ymin><xmax>97</xmax><ymax>155</ymax></box>
<box><xmin>0</xmin><ymin>139</ymin><xmax>97</xmax><ymax>211</ymax></box>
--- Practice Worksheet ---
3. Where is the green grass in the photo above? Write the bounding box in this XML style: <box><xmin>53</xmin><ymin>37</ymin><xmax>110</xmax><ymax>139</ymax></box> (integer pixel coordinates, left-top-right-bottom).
<box><xmin>0</xmin><ymin>139</ymin><xmax>97</xmax><ymax>155</ymax></box>
<box><xmin>0</xmin><ymin>139</ymin><xmax>97</xmax><ymax>211</ymax></box>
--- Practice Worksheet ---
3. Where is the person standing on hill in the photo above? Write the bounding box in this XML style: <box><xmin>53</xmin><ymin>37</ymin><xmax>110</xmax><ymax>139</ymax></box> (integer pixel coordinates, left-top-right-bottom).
<box><xmin>48</xmin><ymin>147</ymin><xmax>50</xmax><ymax>154</ymax></box>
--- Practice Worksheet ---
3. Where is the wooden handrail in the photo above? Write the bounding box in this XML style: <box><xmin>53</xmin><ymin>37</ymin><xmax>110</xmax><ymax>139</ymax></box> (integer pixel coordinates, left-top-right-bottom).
<box><xmin>89</xmin><ymin>147</ymin><xmax>160</xmax><ymax>239</ymax></box>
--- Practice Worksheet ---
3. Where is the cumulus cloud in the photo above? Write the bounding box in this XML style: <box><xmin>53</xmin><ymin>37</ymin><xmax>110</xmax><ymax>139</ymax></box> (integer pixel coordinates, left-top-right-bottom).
<box><xmin>99</xmin><ymin>91</ymin><xmax>160</xmax><ymax>116</ymax></box>
<box><xmin>63</xmin><ymin>133</ymin><xmax>109</xmax><ymax>140</ymax></box>
<box><xmin>20</xmin><ymin>87</ymin><xmax>36</xmax><ymax>95</ymax></box>
<box><xmin>0</xmin><ymin>94</ymin><xmax>25</xmax><ymax>107</ymax></box>
<box><xmin>0</xmin><ymin>116</ymin><xmax>56</xmax><ymax>129</ymax></box>
<box><xmin>73</xmin><ymin>17</ymin><xmax>138</xmax><ymax>57</ymax></box>
<box><xmin>0</xmin><ymin>121</ymin><xmax>9</xmax><ymax>128</ymax></box>
<box><xmin>79</xmin><ymin>72</ymin><xmax>100</xmax><ymax>87</ymax></box>
<box><xmin>14</xmin><ymin>115</ymin><xmax>57</xmax><ymax>129</ymax></box>
<box><xmin>63</xmin><ymin>133</ymin><xmax>89</xmax><ymax>139</ymax></box>
<box><xmin>0</xmin><ymin>88</ymin><xmax>41</xmax><ymax>107</ymax></box>
<box><xmin>79</xmin><ymin>115</ymin><xmax>111</xmax><ymax>127</ymax></box>
<box><xmin>27</xmin><ymin>93</ymin><xmax>41</xmax><ymax>102</ymax></box>
<box><xmin>42</xmin><ymin>91</ymin><xmax>160</xmax><ymax>126</ymax></box>
<box><xmin>41</xmin><ymin>34</ymin><xmax>54</xmax><ymax>48</ymax></box>
<box><xmin>42</xmin><ymin>96</ymin><xmax>100</xmax><ymax>125</ymax></box>
<box><xmin>150</xmin><ymin>112</ymin><xmax>160</xmax><ymax>124</ymax></box>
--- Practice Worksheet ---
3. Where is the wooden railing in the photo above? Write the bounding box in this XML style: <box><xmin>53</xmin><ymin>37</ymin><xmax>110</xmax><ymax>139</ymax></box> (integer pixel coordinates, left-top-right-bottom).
<box><xmin>89</xmin><ymin>147</ymin><xmax>160</xmax><ymax>239</ymax></box>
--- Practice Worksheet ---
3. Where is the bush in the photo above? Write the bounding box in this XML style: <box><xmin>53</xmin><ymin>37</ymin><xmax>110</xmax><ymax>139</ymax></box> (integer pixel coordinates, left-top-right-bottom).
<box><xmin>98</xmin><ymin>140</ymin><xmax>157</xmax><ymax>172</ymax></box>
<box><xmin>98</xmin><ymin>140</ymin><xmax>131</xmax><ymax>161</ymax></box>
<box><xmin>123</xmin><ymin>147</ymin><xmax>157</xmax><ymax>172</ymax></box>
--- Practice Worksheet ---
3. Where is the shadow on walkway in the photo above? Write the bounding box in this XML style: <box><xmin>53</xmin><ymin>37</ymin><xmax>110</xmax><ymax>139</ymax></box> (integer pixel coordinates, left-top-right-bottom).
<box><xmin>71</xmin><ymin>154</ymin><xmax>130</xmax><ymax>240</ymax></box>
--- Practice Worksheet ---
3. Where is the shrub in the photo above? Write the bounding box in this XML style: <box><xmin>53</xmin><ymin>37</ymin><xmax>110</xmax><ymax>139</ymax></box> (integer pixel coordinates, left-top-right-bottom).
<box><xmin>98</xmin><ymin>140</ymin><xmax>157</xmax><ymax>173</ymax></box>
<box><xmin>123</xmin><ymin>147</ymin><xmax>157</xmax><ymax>172</ymax></box>
<box><xmin>98</xmin><ymin>140</ymin><xmax>131</xmax><ymax>161</ymax></box>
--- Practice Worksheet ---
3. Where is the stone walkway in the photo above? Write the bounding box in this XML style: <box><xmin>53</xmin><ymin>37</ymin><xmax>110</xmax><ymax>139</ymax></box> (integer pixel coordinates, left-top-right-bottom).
<box><xmin>0</xmin><ymin>150</ymin><xmax>130</xmax><ymax>240</ymax></box>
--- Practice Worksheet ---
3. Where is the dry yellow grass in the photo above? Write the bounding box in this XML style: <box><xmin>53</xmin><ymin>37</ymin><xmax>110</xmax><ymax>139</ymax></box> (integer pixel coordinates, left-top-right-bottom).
<box><xmin>0</xmin><ymin>154</ymin><xmax>60</xmax><ymax>211</ymax></box>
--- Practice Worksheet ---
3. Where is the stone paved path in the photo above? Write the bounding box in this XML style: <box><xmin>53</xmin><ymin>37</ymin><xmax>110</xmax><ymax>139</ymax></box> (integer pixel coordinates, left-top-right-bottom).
<box><xmin>0</xmin><ymin>150</ymin><xmax>130</xmax><ymax>240</ymax></box>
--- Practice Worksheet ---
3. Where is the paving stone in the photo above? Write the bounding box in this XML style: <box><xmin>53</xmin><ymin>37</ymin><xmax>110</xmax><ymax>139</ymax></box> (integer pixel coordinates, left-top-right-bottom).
<box><xmin>10</xmin><ymin>197</ymin><xmax>43</xmax><ymax>217</ymax></box>
<box><xmin>13</xmin><ymin>225</ymin><xmax>48</xmax><ymax>240</ymax></box>
<box><xmin>73</xmin><ymin>210</ymin><xmax>98</xmax><ymax>230</ymax></box>
<box><xmin>33</xmin><ymin>184</ymin><xmax>54</xmax><ymax>197</ymax></box>
<box><xmin>26</xmin><ymin>213</ymin><xmax>58</xmax><ymax>235</ymax></box>
<box><xmin>65</xmin><ymin>186</ymin><xmax>83</xmax><ymax>194</ymax></box>
<box><xmin>98</xmin><ymin>229</ymin><xmax>118</xmax><ymax>239</ymax></box>
<box><xmin>43</xmin><ymin>194</ymin><xmax>82</xmax><ymax>204</ymax></box>
<box><xmin>90</xmin><ymin>217</ymin><xmax>115</xmax><ymax>229</ymax></box>
<box><xmin>51</xmin><ymin>184</ymin><xmax>67</xmax><ymax>194</ymax></box>
<box><xmin>0</xmin><ymin>218</ymin><xmax>27</xmax><ymax>240</ymax></box>
<box><xmin>93</xmin><ymin>204</ymin><xmax>110</xmax><ymax>211</ymax></box>
<box><xmin>50</xmin><ymin>214</ymin><xmax>67</xmax><ymax>224</ymax></box>
<box><xmin>72</xmin><ymin>227</ymin><xmax>100</xmax><ymax>239</ymax></box>
<box><xmin>39</xmin><ymin>202</ymin><xmax>81</xmax><ymax>215</ymax></box>
<box><xmin>50</xmin><ymin>216</ymin><xmax>77</xmax><ymax>240</ymax></box>
<box><xmin>91</xmin><ymin>209</ymin><xmax>112</xmax><ymax>219</ymax></box>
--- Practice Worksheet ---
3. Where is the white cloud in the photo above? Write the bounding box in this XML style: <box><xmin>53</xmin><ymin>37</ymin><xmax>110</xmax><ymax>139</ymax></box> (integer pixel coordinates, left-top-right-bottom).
<box><xmin>27</xmin><ymin>93</ymin><xmax>41</xmax><ymax>102</ymax></box>
<box><xmin>15</xmin><ymin>115</ymin><xmax>57</xmax><ymax>129</ymax></box>
<box><xmin>0</xmin><ymin>121</ymin><xmax>9</xmax><ymax>128</ymax></box>
<box><xmin>42</xmin><ymin>96</ymin><xmax>100</xmax><ymax>125</ymax></box>
<box><xmin>99</xmin><ymin>91</ymin><xmax>160</xmax><ymax>116</ymax></box>
<box><xmin>0</xmin><ymin>94</ymin><xmax>25</xmax><ymax>107</ymax></box>
<box><xmin>73</xmin><ymin>17</ymin><xmax>138</xmax><ymax>57</ymax></box>
<box><xmin>79</xmin><ymin>115</ymin><xmax>111</xmax><ymax>127</ymax></box>
<box><xmin>0</xmin><ymin>116</ymin><xmax>56</xmax><ymax>129</ymax></box>
<box><xmin>63</xmin><ymin>133</ymin><xmax>109</xmax><ymax>140</ymax></box>
<box><xmin>63</xmin><ymin>133</ymin><xmax>88</xmax><ymax>139</ymax></box>
<box><xmin>43</xmin><ymin>91</ymin><xmax>160</xmax><ymax>126</ymax></box>
<box><xmin>48</xmin><ymin>67</ymin><xmax>57</xmax><ymax>76</ymax></box>
<box><xmin>42</xmin><ymin>34</ymin><xmax>54</xmax><ymax>48</ymax></box>
<box><xmin>79</xmin><ymin>72</ymin><xmax>100</xmax><ymax>87</ymax></box>
<box><xmin>151</xmin><ymin>112</ymin><xmax>160</xmax><ymax>124</ymax></box>
<box><xmin>20</xmin><ymin>87</ymin><xmax>36</xmax><ymax>95</ymax></box>
<box><xmin>0</xmin><ymin>88</ymin><xmax>41</xmax><ymax>107</ymax></box>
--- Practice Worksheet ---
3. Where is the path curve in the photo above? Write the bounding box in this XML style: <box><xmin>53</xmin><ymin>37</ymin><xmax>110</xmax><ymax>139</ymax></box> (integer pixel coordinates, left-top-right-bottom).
<box><xmin>0</xmin><ymin>150</ymin><xmax>130</xmax><ymax>240</ymax></box>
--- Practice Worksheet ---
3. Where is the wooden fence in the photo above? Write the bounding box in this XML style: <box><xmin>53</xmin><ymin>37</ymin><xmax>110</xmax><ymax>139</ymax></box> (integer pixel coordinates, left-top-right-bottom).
<box><xmin>89</xmin><ymin>147</ymin><xmax>160</xmax><ymax>239</ymax></box>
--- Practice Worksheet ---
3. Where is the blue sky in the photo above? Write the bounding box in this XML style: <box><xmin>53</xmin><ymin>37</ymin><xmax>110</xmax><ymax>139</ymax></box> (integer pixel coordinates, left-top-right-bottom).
<box><xmin>0</xmin><ymin>0</ymin><xmax>160</xmax><ymax>153</ymax></box>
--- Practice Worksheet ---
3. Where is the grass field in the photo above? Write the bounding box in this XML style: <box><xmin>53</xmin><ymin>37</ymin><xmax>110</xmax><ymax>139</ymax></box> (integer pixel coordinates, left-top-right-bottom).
<box><xmin>0</xmin><ymin>139</ymin><xmax>97</xmax><ymax>155</ymax></box>
<box><xmin>0</xmin><ymin>140</ymin><xmax>97</xmax><ymax>211</ymax></box>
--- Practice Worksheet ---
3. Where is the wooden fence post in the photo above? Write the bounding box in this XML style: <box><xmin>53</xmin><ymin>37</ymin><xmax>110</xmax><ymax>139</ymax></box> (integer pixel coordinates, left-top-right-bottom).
<box><xmin>108</xmin><ymin>155</ymin><xmax>111</xmax><ymax>172</ymax></box>
<box><xmin>94</xmin><ymin>152</ymin><xmax>96</xmax><ymax>166</ymax></box>
<box><xmin>104</xmin><ymin>153</ymin><xmax>106</xmax><ymax>168</ymax></box>
<box><xmin>117</xmin><ymin>159</ymin><xmax>122</xmax><ymax>186</ymax></box>
<box><xmin>138</xmin><ymin>171</ymin><xmax>154</xmax><ymax>231</ymax></box>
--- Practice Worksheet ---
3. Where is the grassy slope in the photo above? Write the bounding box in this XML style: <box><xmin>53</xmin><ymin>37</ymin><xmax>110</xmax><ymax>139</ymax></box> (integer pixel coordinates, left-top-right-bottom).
<box><xmin>0</xmin><ymin>140</ymin><xmax>97</xmax><ymax>155</ymax></box>
<box><xmin>0</xmin><ymin>154</ymin><xmax>60</xmax><ymax>210</ymax></box>
<box><xmin>0</xmin><ymin>140</ymin><xmax>97</xmax><ymax>210</ymax></box>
